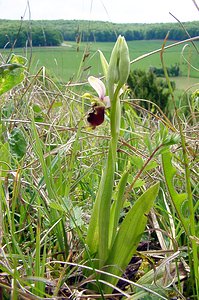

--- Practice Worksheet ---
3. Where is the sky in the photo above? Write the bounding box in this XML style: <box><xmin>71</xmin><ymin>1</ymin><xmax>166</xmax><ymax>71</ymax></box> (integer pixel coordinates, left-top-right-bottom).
<box><xmin>0</xmin><ymin>0</ymin><xmax>198</xmax><ymax>23</ymax></box>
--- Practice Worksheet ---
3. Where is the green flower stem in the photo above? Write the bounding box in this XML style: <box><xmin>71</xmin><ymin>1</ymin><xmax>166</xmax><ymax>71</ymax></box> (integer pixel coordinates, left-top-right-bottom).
<box><xmin>85</xmin><ymin>87</ymin><xmax>121</xmax><ymax>267</ymax></box>
<box><xmin>110</xmin><ymin>85</ymin><xmax>122</xmax><ymax>139</ymax></box>
<box><xmin>98</xmin><ymin>88</ymin><xmax>121</xmax><ymax>266</ymax></box>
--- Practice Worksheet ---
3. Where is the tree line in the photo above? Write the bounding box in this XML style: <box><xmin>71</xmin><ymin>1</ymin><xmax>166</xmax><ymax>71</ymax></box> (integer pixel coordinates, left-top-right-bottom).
<box><xmin>0</xmin><ymin>19</ymin><xmax>198</xmax><ymax>48</ymax></box>
<box><xmin>0</xmin><ymin>20</ymin><xmax>63</xmax><ymax>48</ymax></box>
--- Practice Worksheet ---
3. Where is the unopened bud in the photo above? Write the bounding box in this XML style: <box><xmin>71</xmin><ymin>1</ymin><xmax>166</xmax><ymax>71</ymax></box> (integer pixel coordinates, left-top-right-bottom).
<box><xmin>107</xmin><ymin>35</ymin><xmax>130</xmax><ymax>99</ymax></box>
<box><xmin>118</xmin><ymin>36</ymin><xmax>130</xmax><ymax>87</ymax></box>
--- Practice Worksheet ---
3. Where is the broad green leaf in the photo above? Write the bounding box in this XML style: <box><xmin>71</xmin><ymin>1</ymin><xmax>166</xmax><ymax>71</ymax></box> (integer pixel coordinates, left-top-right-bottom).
<box><xmin>0</xmin><ymin>54</ymin><xmax>26</xmax><ymax>96</ymax></box>
<box><xmin>85</xmin><ymin>141</ymin><xmax>115</xmax><ymax>263</ymax></box>
<box><xmin>9</xmin><ymin>54</ymin><xmax>27</xmax><ymax>66</ymax></box>
<box><xmin>0</xmin><ymin>64</ymin><xmax>25</xmax><ymax>96</ymax></box>
<box><xmin>162</xmin><ymin>151</ymin><xmax>189</xmax><ymax>232</ymax></box>
<box><xmin>102</xmin><ymin>181</ymin><xmax>160</xmax><ymax>291</ymax></box>
<box><xmin>9</xmin><ymin>127</ymin><xmax>27</xmax><ymax>161</ymax></box>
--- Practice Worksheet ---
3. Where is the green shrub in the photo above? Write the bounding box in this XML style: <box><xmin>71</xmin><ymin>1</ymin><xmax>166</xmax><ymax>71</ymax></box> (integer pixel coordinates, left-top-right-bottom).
<box><xmin>127</xmin><ymin>69</ymin><xmax>175</xmax><ymax>113</ymax></box>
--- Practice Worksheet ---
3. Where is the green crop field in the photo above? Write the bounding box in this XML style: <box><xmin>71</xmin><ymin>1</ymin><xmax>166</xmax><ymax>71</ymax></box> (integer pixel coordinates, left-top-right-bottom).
<box><xmin>2</xmin><ymin>40</ymin><xmax>199</xmax><ymax>88</ymax></box>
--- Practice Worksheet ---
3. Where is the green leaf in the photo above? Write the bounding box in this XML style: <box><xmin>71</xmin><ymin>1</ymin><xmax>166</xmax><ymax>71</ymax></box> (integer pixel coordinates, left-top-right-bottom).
<box><xmin>49</xmin><ymin>202</ymin><xmax>65</xmax><ymax>212</ymax></box>
<box><xmin>69</xmin><ymin>206</ymin><xmax>84</xmax><ymax>229</ymax></box>
<box><xmin>98</xmin><ymin>50</ymin><xmax>109</xmax><ymax>79</ymax></box>
<box><xmin>33</xmin><ymin>104</ymin><xmax>42</xmax><ymax>113</ymax></box>
<box><xmin>144</xmin><ymin>160</ymin><xmax>158</xmax><ymax>171</ymax></box>
<box><xmin>162</xmin><ymin>151</ymin><xmax>189</xmax><ymax>233</ymax></box>
<box><xmin>1</xmin><ymin>101</ymin><xmax>15</xmax><ymax>118</ymax></box>
<box><xmin>0</xmin><ymin>54</ymin><xmax>26</xmax><ymax>96</ymax></box>
<box><xmin>109</xmin><ymin>166</ymin><xmax>129</xmax><ymax>248</ymax></box>
<box><xmin>85</xmin><ymin>142</ymin><xmax>115</xmax><ymax>264</ymax></box>
<box><xmin>9</xmin><ymin>128</ymin><xmax>27</xmax><ymax>161</ymax></box>
<box><xmin>0</xmin><ymin>64</ymin><xmax>25</xmax><ymax>96</ymax></box>
<box><xmin>0</xmin><ymin>142</ymin><xmax>11</xmax><ymax>176</ymax></box>
<box><xmin>9</xmin><ymin>54</ymin><xmax>27</xmax><ymax>66</ymax></box>
<box><xmin>131</xmin><ymin>155</ymin><xmax>144</xmax><ymax>169</ymax></box>
<box><xmin>133</xmin><ymin>178</ymin><xmax>146</xmax><ymax>188</ymax></box>
<box><xmin>49</xmin><ymin>201</ymin><xmax>84</xmax><ymax>229</ymax></box>
<box><xmin>102</xmin><ymin>182</ymin><xmax>160</xmax><ymax>292</ymax></box>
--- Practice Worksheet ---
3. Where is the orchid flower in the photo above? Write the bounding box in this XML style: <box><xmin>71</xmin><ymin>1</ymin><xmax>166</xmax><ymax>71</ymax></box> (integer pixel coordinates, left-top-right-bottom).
<box><xmin>86</xmin><ymin>76</ymin><xmax>111</xmax><ymax>128</ymax></box>
<box><xmin>88</xmin><ymin>76</ymin><xmax>110</xmax><ymax>108</ymax></box>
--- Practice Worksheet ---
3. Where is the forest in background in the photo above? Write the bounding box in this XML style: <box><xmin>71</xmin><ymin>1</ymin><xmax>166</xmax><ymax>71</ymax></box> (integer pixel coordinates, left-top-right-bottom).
<box><xmin>0</xmin><ymin>19</ymin><xmax>199</xmax><ymax>48</ymax></box>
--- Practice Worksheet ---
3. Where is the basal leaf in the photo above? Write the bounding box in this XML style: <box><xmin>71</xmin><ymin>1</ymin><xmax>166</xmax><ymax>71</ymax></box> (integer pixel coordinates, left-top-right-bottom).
<box><xmin>85</xmin><ymin>143</ymin><xmax>115</xmax><ymax>263</ymax></box>
<box><xmin>102</xmin><ymin>181</ymin><xmax>160</xmax><ymax>291</ymax></box>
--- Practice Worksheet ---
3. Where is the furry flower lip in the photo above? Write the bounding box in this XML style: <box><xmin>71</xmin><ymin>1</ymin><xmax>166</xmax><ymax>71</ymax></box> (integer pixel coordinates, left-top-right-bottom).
<box><xmin>86</xmin><ymin>76</ymin><xmax>110</xmax><ymax>128</ymax></box>
<box><xmin>87</xmin><ymin>104</ymin><xmax>105</xmax><ymax>128</ymax></box>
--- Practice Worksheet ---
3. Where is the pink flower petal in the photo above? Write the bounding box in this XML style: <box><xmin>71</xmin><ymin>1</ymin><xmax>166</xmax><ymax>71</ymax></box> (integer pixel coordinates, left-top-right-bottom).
<box><xmin>103</xmin><ymin>96</ymin><xmax>111</xmax><ymax>108</ymax></box>
<box><xmin>88</xmin><ymin>76</ymin><xmax>106</xmax><ymax>99</ymax></box>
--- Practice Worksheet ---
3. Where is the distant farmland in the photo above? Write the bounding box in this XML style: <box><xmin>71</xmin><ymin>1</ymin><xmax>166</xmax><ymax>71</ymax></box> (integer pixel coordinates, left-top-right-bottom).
<box><xmin>2</xmin><ymin>40</ymin><xmax>199</xmax><ymax>88</ymax></box>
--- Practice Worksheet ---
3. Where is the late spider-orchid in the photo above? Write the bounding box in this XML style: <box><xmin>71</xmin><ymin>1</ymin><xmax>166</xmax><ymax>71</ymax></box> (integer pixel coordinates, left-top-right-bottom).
<box><xmin>87</xmin><ymin>76</ymin><xmax>110</xmax><ymax>128</ymax></box>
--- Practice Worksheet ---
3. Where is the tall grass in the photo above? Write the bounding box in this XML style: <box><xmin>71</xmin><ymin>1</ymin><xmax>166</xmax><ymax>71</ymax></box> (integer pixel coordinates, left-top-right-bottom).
<box><xmin>0</xmin><ymin>34</ymin><xmax>198</xmax><ymax>299</ymax></box>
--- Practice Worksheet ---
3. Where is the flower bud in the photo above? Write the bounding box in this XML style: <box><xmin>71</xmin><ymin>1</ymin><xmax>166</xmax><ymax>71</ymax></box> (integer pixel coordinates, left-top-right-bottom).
<box><xmin>107</xmin><ymin>35</ymin><xmax>130</xmax><ymax>99</ymax></box>
<box><xmin>118</xmin><ymin>36</ymin><xmax>130</xmax><ymax>87</ymax></box>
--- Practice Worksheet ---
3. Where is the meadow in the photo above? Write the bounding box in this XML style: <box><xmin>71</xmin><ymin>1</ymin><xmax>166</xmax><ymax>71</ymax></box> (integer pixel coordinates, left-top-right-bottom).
<box><xmin>3</xmin><ymin>39</ymin><xmax>199</xmax><ymax>87</ymax></box>
<box><xmin>0</xmin><ymin>36</ymin><xmax>198</xmax><ymax>299</ymax></box>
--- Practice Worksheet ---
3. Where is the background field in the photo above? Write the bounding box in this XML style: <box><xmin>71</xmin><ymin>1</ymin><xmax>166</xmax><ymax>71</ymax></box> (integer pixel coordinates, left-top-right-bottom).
<box><xmin>2</xmin><ymin>40</ymin><xmax>199</xmax><ymax>90</ymax></box>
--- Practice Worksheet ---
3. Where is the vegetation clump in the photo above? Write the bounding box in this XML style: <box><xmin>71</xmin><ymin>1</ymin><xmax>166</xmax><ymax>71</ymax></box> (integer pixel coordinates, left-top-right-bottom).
<box><xmin>127</xmin><ymin>69</ymin><xmax>176</xmax><ymax>113</ymax></box>
<box><xmin>0</xmin><ymin>30</ymin><xmax>198</xmax><ymax>300</ymax></box>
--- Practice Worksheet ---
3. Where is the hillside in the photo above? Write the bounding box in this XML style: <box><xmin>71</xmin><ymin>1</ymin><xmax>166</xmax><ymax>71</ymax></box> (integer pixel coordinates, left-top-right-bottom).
<box><xmin>0</xmin><ymin>19</ymin><xmax>199</xmax><ymax>47</ymax></box>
